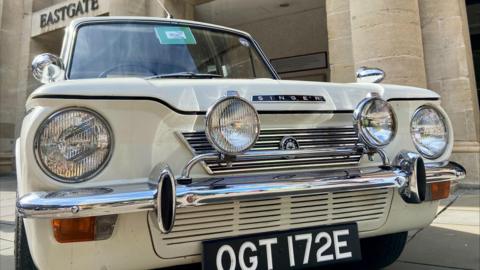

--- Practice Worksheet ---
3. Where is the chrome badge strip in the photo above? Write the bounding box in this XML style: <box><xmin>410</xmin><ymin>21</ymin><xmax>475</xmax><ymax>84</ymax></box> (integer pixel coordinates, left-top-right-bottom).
<box><xmin>252</xmin><ymin>95</ymin><xmax>326</xmax><ymax>102</ymax></box>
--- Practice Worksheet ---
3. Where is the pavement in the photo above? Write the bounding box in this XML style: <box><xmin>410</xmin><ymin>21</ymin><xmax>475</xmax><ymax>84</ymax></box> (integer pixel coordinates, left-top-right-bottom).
<box><xmin>0</xmin><ymin>174</ymin><xmax>16</xmax><ymax>270</ymax></box>
<box><xmin>0</xmin><ymin>174</ymin><xmax>479</xmax><ymax>270</ymax></box>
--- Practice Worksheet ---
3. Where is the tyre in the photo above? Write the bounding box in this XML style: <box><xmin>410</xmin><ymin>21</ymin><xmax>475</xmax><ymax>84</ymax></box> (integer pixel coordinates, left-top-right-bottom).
<box><xmin>357</xmin><ymin>231</ymin><xmax>408</xmax><ymax>269</ymax></box>
<box><xmin>15</xmin><ymin>214</ymin><xmax>36</xmax><ymax>270</ymax></box>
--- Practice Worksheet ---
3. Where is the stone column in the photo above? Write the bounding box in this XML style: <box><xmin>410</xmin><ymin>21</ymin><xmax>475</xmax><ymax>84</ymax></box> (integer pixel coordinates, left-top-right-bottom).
<box><xmin>0</xmin><ymin>0</ymin><xmax>26</xmax><ymax>153</ymax></box>
<box><xmin>419</xmin><ymin>0</ymin><xmax>480</xmax><ymax>186</ymax></box>
<box><xmin>326</xmin><ymin>0</ymin><xmax>355</xmax><ymax>82</ymax></box>
<box><xmin>349</xmin><ymin>0</ymin><xmax>427</xmax><ymax>88</ymax></box>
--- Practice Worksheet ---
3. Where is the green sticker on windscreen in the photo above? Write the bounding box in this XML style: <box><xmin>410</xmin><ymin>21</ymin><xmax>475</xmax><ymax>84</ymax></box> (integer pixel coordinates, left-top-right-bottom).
<box><xmin>154</xmin><ymin>26</ymin><xmax>197</xmax><ymax>45</ymax></box>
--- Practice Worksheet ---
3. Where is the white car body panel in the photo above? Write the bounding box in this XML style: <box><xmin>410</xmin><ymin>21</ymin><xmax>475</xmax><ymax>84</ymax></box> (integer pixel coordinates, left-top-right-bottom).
<box><xmin>28</xmin><ymin>78</ymin><xmax>439</xmax><ymax>112</ymax></box>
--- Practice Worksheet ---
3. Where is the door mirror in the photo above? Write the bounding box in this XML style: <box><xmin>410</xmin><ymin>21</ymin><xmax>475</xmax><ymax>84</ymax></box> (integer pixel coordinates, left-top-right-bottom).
<box><xmin>32</xmin><ymin>53</ymin><xmax>65</xmax><ymax>84</ymax></box>
<box><xmin>356</xmin><ymin>66</ymin><xmax>385</xmax><ymax>83</ymax></box>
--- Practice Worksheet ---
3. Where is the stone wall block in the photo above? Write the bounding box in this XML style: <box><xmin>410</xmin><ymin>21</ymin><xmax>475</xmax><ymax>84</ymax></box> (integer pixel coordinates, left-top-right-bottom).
<box><xmin>441</xmin><ymin>78</ymin><xmax>473</xmax><ymax>110</ymax></box>
<box><xmin>465</xmin><ymin>109</ymin><xmax>480</xmax><ymax>141</ymax></box>
<box><xmin>329</xmin><ymin>37</ymin><xmax>354</xmax><ymax>65</ymax></box>
<box><xmin>326</xmin><ymin>11</ymin><xmax>352</xmax><ymax>40</ymax></box>
<box><xmin>419</xmin><ymin>0</ymin><xmax>460</xmax><ymax>18</ymax></box>
<box><xmin>0</xmin><ymin>32</ymin><xmax>22</xmax><ymax>68</ymax></box>
<box><xmin>326</xmin><ymin>0</ymin><xmax>349</xmax><ymax>14</ymax></box>
<box><xmin>330</xmin><ymin>64</ymin><xmax>355</xmax><ymax>83</ymax></box>
<box><xmin>441</xmin><ymin>47</ymin><xmax>471</xmax><ymax>79</ymax></box>
<box><xmin>423</xmin><ymin>48</ymin><xmax>445</xmax><ymax>82</ymax></box>
<box><xmin>449</xmin><ymin>112</ymin><xmax>469</xmax><ymax>141</ymax></box>
<box><xmin>351</xmin><ymin>24</ymin><xmax>425</xmax><ymax>62</ymax></box>
<box><xmin>439</xmin><ymin>17</ymin><xmax>467</xmax><ymax>49</ymax></box>
<box><xmin>1</xmin><ymin>0</ymin><xmax>23</xmax><ymax>30</ymax></box>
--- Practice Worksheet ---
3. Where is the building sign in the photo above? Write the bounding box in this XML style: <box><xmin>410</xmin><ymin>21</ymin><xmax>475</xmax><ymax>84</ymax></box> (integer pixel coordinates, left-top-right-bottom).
<box><xmin>31</xmin><ymin>0</ymin><xmax>108</xmax><ymax>37</ymax></box>
<box><xmin>40</xmin><ymin>0</ymin><xmax>100</xmax><ymax>28</ymax></box>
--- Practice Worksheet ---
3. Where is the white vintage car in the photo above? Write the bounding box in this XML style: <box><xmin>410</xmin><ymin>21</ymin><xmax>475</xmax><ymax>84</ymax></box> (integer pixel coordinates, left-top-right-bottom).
<box><xmin>15</xmin><ymin>17</ymin><xmax>465</xmax><ymax>270</ymax></box>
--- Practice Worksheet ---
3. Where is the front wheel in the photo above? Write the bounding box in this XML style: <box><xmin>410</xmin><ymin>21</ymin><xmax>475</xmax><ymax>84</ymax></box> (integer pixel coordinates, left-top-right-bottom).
<box><xmin>357</xmin><ymin>231</ymin><xmax>408</xmax><ymax>269</ymax></box>
<box><xmin>15</xmin><ymin>214</ymin><xmax>36</xmax><ymax>270</ymax></box>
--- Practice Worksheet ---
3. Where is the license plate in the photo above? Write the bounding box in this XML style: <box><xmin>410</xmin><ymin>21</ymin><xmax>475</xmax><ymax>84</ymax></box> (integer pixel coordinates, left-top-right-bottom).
<box><xmin>202</xmin><ymin>223</ymin><xmax>361</xmax><ymax>270</ymax></box>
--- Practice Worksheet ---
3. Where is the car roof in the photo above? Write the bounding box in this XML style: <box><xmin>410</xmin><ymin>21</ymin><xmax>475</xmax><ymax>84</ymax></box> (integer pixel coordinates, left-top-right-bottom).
<box><xmin>69</xmin><ymin>16</ymin><xmax>253</xmax><ymax>38</ymax></box>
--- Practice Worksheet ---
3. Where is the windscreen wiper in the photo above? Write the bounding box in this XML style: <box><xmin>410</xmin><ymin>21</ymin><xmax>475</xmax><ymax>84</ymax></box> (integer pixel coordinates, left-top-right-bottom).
<box><xmin>145</xmin><ymin>72</ymin><xmax>223</xmax><ymax>79</ymax></box>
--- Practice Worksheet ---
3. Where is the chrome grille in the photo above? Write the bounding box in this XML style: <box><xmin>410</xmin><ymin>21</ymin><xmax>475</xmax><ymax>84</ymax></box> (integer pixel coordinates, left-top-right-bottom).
<box><xmin>152</xmin><ymin>188</ymin><xmax>392</xmax><ymax>257</ymax></box>
<box><xmin>180</xmin><ymin>127</ymin><xmax>362</xmax><ymax>174</ymax></box>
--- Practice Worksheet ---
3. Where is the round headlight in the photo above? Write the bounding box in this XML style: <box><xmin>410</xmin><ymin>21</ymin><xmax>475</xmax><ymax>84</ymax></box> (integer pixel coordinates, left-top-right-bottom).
<box><xmin>34</xmin><ymin>108</ymin><xmax>113</xmax><ymax>182</ymax></box>
<box><xmin>354</xmin><ymin>97</ymin><xmax>396</xmax><ymax>148</ymax></box>
<box><xmin>206</xmin><ymin>96</ymin><xmax>260</xmax><ymax>155</ymax></box>
<box><xmin>410</xmin><ymin>106</ymin><xmax>448</xmax><ymax>159</ymax></box>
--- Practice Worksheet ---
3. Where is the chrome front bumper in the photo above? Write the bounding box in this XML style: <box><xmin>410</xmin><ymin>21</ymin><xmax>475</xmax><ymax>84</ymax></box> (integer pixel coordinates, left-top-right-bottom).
<box><xmin>17</xmin><ymin>159</ymin><xmax>465</xmax><ymax>223</ymax></box>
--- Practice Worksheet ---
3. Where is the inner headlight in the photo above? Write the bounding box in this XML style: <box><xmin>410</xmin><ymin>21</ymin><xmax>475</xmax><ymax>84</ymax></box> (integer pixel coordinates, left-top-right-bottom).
<box><xmin>34</xmin><ymin>108</ymin><xmax>113</xmax><ymax>182</ymax></box>
<box><xmin>410</xmin><ymin>106</ymin><xmax>448</xmax><ymax>159</ymax></box>
<box><xmin>206</xmin><ymin>96</ymin><xmax>260</xmax><ymax>155</ymax></box>
<box><xmin>354</xmin><ymin>97</ymin><xmax>396</xmax><ymax>148</ymax></box>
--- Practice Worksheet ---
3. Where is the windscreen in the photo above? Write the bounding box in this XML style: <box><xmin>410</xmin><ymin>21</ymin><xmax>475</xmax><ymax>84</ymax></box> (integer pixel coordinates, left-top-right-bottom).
<box><xmin>69</xmin><ymin>22</ymin><xmax>274</xmax><ymax>79</ymax></box>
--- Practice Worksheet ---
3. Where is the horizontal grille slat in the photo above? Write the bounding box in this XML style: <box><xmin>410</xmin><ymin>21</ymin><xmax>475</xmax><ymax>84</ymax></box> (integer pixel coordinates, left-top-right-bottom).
<box><xmin>171</xmin><ymin>220</ymin><xmax>234</xmax><ymax>232</ymax></box>
<box><xmin>156</xmin><ymin>189</ymin><xmax>393</xmax><ymax>254</ymax></box>
<box><xmin>180</xmin><ymin>127</ymin><xmax>362</xmax><ymax>174</ymax></box>
<box><xmin>174</xmin><ymin>215</ymin><xmax>234</xmax><ymax>225</ymax></box>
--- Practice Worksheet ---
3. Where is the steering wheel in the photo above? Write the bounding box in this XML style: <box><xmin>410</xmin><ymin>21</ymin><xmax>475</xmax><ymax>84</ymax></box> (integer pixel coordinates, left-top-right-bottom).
<box><xmin>98</xmin><ymin>64</ymin><xmax>156</xmax><ymax>78</ymax></box>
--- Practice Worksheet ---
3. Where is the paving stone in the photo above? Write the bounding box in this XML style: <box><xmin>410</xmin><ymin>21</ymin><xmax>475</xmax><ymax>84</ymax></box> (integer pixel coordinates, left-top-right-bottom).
<box><xmin>387</xmin><ymin>261</ymin><xmax>463</xmax><ymax>270</ymax></box>
<box><xmin>399</xmin><ymin>223</ymin><xmax>480</xmax><ymax>270</ymax></box>
<box><xmin>432</xmin><ymin>223</ymin><xmax>480</xmax><ymax>235</ymax></box>
<box><xmin>0</xmin><ymin>247</ymin><xmax>14</xmax><ymax>270</ymax></box>
<box><xmin>433</xmin><ymin>209</ymin><xmax>480</xmax><ymax>226</ymax></box>
<box><xmin>0</xmin><ymin>223</ymin><xmax>14</xmax><ymax>242</ymax></box>
<box><xmin>448</xmin><ymin>193</ymin><xmax>480</xmax><ymax>211</ymax></box>
<box><xmin>0</xmin><ymin>239</ymin><xmax>13</xmax><ymax>250</ymax></box>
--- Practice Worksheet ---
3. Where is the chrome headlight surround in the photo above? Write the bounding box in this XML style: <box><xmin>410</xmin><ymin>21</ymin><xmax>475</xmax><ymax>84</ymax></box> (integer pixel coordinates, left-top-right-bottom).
<box><xmin>353</xmin><ymin>96</ymin><xmax>397</xmax><ymax>149</ymax></box>
<box><xmin>34</xmin><ymin>107</ymin><xmax>114</xmax><ymax>183</ymax></box>
<box><xmin>205</xmin><ymin>96</ymin><xmax>260</xmax><ymax>155</ymax></box>
<box><xmin>410</xmin><ymin>105</ymin><xmax>449</xmax><ymax>159</ymax></box>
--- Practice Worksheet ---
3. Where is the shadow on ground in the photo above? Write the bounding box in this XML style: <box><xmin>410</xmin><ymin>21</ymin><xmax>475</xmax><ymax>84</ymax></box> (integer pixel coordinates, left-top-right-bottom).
<box><xmin>159</xmin><ymin>223</ymin><xmax>480</xmax><ymax>270</ymax></box>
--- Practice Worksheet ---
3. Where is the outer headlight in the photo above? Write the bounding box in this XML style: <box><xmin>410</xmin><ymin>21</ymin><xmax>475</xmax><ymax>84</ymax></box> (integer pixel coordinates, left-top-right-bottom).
<box><xmin>410</xmin><ymin>106</ymin><xmax>448</xmax><ymax>159</ymax></box>
<box><xmin>34</xmin><ymin>108</ymin><xmax>113</xmax><ymax>183</ymax></box>
<box><xmin>354</xmin><ymin>97</ymin><xmax>397</xmax><ymax>148</ymax></box>
<box><xmin>206</xmin><ymin>96</ymin><xmax>260</xmax><ymax>155</ymax></box>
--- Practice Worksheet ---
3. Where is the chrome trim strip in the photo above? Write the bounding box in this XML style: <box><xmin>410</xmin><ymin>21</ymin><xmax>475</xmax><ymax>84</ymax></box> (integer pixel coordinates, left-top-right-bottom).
<box><xmin>180</xmin><ymin>127</ymin><xmax>363</xmax><ymax>174</ymax></box>
<box><xmin>425</xmin><ymin>161</ymin><xmax>466</xmax><ymax>182</ymax></box>
<box><xmin>17</xmin><ymin>161</ymin><xmax>465</xmax><ymax>219</ymax></box>
<box><xmin>178</xmin><ymin>148</ymin><xmax>362</xmax><ymax>180</ymax></box>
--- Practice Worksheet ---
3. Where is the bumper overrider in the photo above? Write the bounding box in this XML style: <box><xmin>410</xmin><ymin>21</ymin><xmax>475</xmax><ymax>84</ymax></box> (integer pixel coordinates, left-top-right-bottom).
<box><xmin>17</xmin><ymin>150</ymin><xmax>465</xmax><ymax>234</ymax></box>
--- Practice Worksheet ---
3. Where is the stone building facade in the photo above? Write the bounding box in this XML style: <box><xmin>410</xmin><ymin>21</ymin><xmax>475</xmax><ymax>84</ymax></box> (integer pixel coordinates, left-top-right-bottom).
<box><xmin>0</xmin><ymin>0</ymin><xmax>479</xmax><ymax>185</ymax></box>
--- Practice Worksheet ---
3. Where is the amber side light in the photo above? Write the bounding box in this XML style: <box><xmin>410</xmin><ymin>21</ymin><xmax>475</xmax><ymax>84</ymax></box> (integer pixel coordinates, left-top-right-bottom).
<box><xmin>430</xmin><ymin>181</ymin><xmax>451</xmax><ymax>201</ymax></box>
<box><xmin>52</xmin><ymin>217</ymin><xmax>96</xmax><ymax>243</ymax></box>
